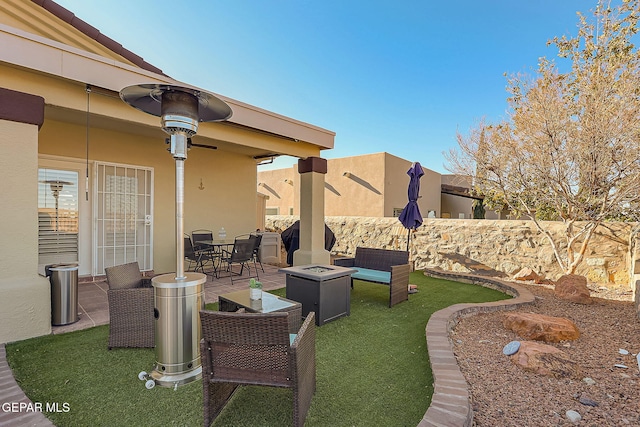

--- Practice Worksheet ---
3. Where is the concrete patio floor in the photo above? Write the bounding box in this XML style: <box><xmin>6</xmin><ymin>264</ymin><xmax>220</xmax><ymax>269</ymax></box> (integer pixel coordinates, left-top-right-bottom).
<box><xmin>52</xmin><ymin>263</ymin><xmax>288</xmax><ymax>335</ymax></box>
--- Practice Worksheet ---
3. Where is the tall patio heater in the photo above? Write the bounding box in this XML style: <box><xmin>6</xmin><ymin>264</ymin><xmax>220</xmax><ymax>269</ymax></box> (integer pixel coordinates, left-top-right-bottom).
<box><xmin>120</xmin><ymin>84</ymin><xmax>232</xmax><ymax>388</ymax></box>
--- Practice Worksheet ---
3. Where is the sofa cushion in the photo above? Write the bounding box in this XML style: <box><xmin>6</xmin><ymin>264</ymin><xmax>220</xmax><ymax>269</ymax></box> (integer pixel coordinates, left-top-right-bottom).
<box><xmin>352</xmin><ymin>268</ymin><xmax>391</xmax><ymax>284</ymax></box>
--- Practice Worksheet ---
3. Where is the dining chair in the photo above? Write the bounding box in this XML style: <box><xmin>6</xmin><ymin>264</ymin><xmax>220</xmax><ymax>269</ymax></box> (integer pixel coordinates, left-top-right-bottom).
<box><xmin>191</xmin><ymin>229</ymin><xmax>218</xmax><ymax>275</ymax></box>
<box><xmin>184</xmin><ymin>234</ymin><xmax>207</xmax><ymax>273</ymax></box>
<box><xmin>251</xmin><ymin>233</ymin><xmax>264</xmax><ymax>273</ymax></box>
<box><xmin>220</xmin><ymin>237</ymin><xmax>258</xmax><ymax>284</ymax></box>
<box><xmin>200</xmin><ymin>310</ymin><xmax>316</xmax><ymax>427</ymax></box>
<box><xmin>235</xmin><ymin>233</ymin><xmax>264</xmax><ymax>273</ymax></box>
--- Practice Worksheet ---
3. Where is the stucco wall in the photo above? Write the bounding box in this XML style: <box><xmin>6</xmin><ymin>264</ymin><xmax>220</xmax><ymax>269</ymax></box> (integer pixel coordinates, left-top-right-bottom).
<box><xmin>258</xmin><ymin>166</ymin><xmax>296</xmax><ymax>215</ymax></box>
<box><xmin>0</xmin><ymin>120</ymin><xmax>51</xmax><ymax>343</ymax></box>
<box><xmin>257</xmin><ymin>152</ymin><xmax>439</xmax><ymax>218</ymax></box>
<box><xmin>266</xmin><ymin>216</ymin><xmax>638</xmax><ymax>288</ymax></box>
<box><xmin>38</xmin><ymin>119</ymin><xmax>258</xmax><ymax>275</ymax></box>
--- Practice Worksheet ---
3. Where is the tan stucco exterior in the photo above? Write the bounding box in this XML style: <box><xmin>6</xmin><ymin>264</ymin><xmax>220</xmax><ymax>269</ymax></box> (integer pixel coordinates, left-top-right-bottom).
<box><xmin>0</xmin><ymin>1</ymin><xmax>335</xmax><ymax>343</ymax></box>
<box><xmin>0</xmin><ymin>119</ymin><xmax>52</xmax><ymax>341</ymax></box>
<box><xmin>441</xmin><ymin>174</ymin><xmax>473</xmax><ymax>219</ymax></box>
<box><xmin>258</xmin><ymin>152</ymin><xmax>440</xmax><ymax>218</ymax></box>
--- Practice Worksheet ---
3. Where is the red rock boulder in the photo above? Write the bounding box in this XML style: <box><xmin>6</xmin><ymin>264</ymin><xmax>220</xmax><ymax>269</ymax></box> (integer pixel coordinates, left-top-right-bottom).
<box><xmin>554</xmin><ymin>274</ymin><xmax>593</xmax><ymax>304</ymax></box>
<box><xmin>513</xmin><ymin>267</ymin><xmax>541</xmax><ymax>282</ymax></box>
<box><xmin>509</xmin><ymin>340</ymin><xmax>581</xmax><ymax>378</ymax></box>
<box><xmin>503</xmin><ymin>312</ymin><xmax>580</xmax><ymax>342</ymax></box>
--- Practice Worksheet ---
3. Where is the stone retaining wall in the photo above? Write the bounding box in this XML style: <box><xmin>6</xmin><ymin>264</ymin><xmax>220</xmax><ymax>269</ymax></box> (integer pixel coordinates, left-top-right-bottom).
<box><xmin>265</xmin><ymin>216</ymin><xmax>639</xmax><ymax>288</ymax></box>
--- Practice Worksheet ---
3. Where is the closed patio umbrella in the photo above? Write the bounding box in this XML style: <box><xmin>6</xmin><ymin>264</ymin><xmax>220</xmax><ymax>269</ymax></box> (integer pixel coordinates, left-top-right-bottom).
<box><xmin>398</xmin><ymin>162</ymin><xmax>424</xmax><ymax>252</ymax></box>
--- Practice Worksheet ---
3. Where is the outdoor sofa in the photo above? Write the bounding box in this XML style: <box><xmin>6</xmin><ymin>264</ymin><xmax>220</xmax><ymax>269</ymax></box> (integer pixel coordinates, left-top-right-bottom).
<box><xmin>334</xmin><ymin>247</ymin><xmax>410</xmax><ymax>307</ymax></box>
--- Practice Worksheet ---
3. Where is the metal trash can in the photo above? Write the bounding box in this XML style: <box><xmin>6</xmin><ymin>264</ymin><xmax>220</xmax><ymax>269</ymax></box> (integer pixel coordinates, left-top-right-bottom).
<box><xmin>45</xmin><ymin>263</ymin><xmax>79</xmax><ymax>326</ymax></box>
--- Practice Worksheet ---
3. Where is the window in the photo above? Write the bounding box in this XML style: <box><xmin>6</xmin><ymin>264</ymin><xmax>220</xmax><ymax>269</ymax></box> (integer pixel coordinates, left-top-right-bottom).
<box><xmin>265</xmin><ymin>207</ymin><xmax>279</xmax><ymax>215</ymax></box>
<box><xmin>38</xmin><ymin>169</ymin><xmax>79</xmax><ymax>265</ymax></box>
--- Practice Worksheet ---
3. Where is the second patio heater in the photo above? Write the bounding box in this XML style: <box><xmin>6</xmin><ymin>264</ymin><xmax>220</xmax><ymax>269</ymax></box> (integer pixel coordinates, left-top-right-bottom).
<box><xmin>120</xmin><ymin>84</ymin><xmax>232</xmax><ymax>388</ymax></box>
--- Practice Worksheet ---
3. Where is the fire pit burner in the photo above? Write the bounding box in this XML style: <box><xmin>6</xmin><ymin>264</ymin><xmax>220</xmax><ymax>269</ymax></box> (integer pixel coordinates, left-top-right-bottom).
<box><xmin>302</xmin><ymin>266</ymin><xmax>334</xmax><ymax>273</ymax></box>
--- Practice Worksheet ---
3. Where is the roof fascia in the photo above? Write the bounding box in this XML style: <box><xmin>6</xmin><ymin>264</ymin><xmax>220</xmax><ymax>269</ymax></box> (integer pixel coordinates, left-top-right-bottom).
<box><xmin>0</xmin><ymin>23</ymin><xmax>335</xmax><ymax>150</ymax></box>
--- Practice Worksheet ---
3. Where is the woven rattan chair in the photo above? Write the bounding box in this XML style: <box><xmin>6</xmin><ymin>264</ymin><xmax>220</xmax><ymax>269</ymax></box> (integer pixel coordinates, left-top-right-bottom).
<box><xmin>200</xmin><ymin>310</ymin><xmax>316</xmax><ymax>427</ymax></box>
<box><xmin>105</xmin><ymin>262</ymin><xmax>154</xmax><ymax>349</ymax></box>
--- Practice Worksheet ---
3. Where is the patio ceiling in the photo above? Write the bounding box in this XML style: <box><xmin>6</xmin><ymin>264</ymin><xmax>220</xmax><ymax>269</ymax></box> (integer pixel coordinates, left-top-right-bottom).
<box><xmin>44</xmin><ymin>101</ymin><xmax>326</xmax><ymax>161</ymax></box>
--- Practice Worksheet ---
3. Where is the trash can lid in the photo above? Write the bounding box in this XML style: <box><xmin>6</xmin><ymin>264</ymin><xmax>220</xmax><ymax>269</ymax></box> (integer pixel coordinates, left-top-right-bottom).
<box><xmin>48</xmin><ymin>263</ymin><xmax>79</xmax><ymax>271</ymax></box>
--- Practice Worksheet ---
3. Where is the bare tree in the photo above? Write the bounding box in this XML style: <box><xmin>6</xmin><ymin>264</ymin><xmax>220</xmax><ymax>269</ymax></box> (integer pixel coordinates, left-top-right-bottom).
<box><xmin>447</xmin><ymin>0</ymin><xmax>640</xmax><ymax>275</ymax></box>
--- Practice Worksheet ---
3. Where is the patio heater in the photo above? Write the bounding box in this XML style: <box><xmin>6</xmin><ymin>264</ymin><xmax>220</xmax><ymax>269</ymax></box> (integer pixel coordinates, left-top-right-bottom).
<box><xmin>120</xmin><ymin>84</ymin><xmax>232</xmax><ymax>388</ymax></box>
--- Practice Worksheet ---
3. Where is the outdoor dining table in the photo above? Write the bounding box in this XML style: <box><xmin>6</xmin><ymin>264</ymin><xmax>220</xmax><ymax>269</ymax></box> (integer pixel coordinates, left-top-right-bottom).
<box><xmin>198</xmin><ymin>239</ymin><xmax>233</xmax><ymax>250</ymax></box>
<box><xmin>197</xmin><ymin>239</ymin><xmax>234</xmax><ymax>278</ymax></box>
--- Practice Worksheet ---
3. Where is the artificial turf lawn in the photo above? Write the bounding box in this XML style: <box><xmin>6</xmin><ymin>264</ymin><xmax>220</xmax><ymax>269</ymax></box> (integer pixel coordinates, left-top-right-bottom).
<box><xmin>6</xmin><ymin>271</ymin><xmax>510</xmax><ymax>426</ymax></box>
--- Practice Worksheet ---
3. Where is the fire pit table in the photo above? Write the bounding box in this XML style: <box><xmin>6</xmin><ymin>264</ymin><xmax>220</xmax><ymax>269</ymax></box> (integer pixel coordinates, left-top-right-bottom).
<box><xmin>279</xmin><ymin>264</ymin><xmax>356</xmax><ymax>326</ymax></box>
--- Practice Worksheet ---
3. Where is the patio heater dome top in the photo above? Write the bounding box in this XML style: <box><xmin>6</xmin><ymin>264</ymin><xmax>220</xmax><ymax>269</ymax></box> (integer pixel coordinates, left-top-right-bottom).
<box><xmin>119</xmin><ymin>83</ymin><xmax>232</xmax><ymax>126</ymax></box>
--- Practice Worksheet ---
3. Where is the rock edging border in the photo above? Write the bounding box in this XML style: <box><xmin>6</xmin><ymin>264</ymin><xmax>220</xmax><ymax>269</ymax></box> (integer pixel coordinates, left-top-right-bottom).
<box><xmin>418</xmin><ymin>269</ymin><xmax>536</xmax><ymax>427</ymax></box>
<box><xmin>0</xmin><ymin>343</ymin><xmax>54</xmax><ymax>426</ymax></box>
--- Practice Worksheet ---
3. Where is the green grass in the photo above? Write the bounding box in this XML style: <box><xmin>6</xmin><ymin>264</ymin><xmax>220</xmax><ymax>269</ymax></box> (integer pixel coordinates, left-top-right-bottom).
<box><xmin>6</xmin><ymin>271</ymin><xmax>510</xmax><ymax>427</ymax></box>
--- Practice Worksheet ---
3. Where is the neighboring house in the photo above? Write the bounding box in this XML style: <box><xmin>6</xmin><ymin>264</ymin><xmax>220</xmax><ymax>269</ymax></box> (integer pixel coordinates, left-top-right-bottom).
<box><xmin>0</xmin><ymin>0</ymin><xmax>335</xmax><ymax>343</ymax></box>
<box><xmin>440</xmin><ymin>174</ymin><xmax>475</xmax><ymax>219</ymax></box>
<box><xmin>257</xmin><ymin>152</ymin><xmax>476</xmax><ymax>218</ymax></box>
<box><xmin>257</xmin><ymin>153</ymin><xmax>504</xmax><ymax>220</ymax></box>
<box><xmin>258</xmin><ymin>152</ymin><xmax>441</xmax><ymax>218</ymax></box>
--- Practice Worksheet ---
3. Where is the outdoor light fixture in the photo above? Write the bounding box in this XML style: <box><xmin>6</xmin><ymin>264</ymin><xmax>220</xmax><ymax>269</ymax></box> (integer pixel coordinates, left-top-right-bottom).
<box><xmin>284</xmin><ymin>179</ymin><xmax>293</xmax><ymax>185</ymax></box>
<box><xmin>120</xmin><ymin>84</ymin><xmax>231</xmax><ymax>389</ymax></box>
<box><xmin>343</xmin><ymin>172</ymin><xmax>352</xmax><ymax>178</ymax></box>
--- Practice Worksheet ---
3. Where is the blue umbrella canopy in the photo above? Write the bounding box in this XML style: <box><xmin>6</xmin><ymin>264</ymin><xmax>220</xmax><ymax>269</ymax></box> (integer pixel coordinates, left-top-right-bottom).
<box><xmin>398</xmin><ymin>162</ymin><xmax>424</xmax><ymax>231</ymax></box>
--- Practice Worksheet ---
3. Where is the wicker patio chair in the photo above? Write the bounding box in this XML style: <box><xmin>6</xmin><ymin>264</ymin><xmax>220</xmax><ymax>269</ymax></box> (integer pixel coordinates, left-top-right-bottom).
<box><xmin>105</xmin><ymin>261</ymin><xmax>155</xmax><ymax>349</ymax></box>
<box><xmin>200</xmin><ymin>310</ymin><xmax>316</xmax><ymax>427</ymax></box>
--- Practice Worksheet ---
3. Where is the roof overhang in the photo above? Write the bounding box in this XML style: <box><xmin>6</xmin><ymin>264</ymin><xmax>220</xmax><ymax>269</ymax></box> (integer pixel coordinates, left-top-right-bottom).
<box><xmin>441</xmin><ymin>183</ymin><xmax>483</xmax><ymax>200</ymax></box>
<box><xmin>0</xmin><ymin>22</ymin><xmax>335</xmax><ymax>159</ymax></box>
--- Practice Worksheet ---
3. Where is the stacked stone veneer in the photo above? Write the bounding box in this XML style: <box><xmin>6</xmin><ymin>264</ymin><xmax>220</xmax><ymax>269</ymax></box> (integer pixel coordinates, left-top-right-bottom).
<box><xmin>266</xmin><ymin>216</ymin><xmax>638</xmax><ymax>288</ymax></box>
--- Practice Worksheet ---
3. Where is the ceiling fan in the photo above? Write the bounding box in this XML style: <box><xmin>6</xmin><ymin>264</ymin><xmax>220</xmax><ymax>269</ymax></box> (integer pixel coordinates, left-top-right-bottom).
<box><xmin>165</xmin><ymin>138</ymin><xmax>217</xmax><ymax>150</ymax></box>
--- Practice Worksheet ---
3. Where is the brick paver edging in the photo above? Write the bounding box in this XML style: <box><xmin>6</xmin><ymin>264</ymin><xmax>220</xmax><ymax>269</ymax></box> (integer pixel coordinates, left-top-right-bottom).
<box><xmin>0</xmin><ymin>343</ymin><xmax>54</xmax><ymax>426</ymax></box>
<box><xmin>417</xmin><ymin>269</ymin><xmax>536</xmax><ymax>427</ymax></box>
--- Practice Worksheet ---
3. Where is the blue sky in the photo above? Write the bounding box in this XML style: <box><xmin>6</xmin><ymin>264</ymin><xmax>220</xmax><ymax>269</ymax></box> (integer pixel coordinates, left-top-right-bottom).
<box><xmin>55</xmin><ymin>0</ymin><xmax>594</xmax><ymax>173</ymax></box>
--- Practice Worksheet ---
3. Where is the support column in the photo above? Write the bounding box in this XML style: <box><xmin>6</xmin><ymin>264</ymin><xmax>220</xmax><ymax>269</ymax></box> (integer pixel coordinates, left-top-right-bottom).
<box><xmin>0</xmin><ymin>88</ymin><xmax>50</xmax><ymax>343</ymax></box>
<box><xmin>293</xmin><ymin>157</ymin><xmax>330</xmax><ymax>266</ymax></box>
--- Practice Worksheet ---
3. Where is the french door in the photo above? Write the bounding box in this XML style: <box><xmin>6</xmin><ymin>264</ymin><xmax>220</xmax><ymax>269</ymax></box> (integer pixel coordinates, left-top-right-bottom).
<box><xmin>94</xmin><ymin>162</ymin><xmax>153</xmax><ymax>275</ymax></box>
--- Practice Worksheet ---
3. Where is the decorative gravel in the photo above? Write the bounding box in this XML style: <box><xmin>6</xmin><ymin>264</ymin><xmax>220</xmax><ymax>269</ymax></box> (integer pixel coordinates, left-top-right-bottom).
<box><xmin>451</xmin><ymin>283</ymin><xmax>640</xmax><ymax>426</ymax></box>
